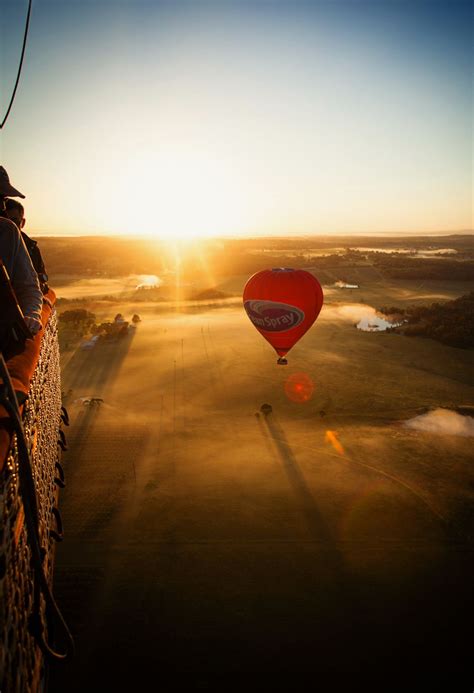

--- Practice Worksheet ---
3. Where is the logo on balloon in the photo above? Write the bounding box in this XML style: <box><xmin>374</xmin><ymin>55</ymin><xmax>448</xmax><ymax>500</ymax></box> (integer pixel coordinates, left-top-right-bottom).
<box><xmin>244</xmin><ymin>300</ymin><xmax>305</xmax><ymax>332</ymax></box>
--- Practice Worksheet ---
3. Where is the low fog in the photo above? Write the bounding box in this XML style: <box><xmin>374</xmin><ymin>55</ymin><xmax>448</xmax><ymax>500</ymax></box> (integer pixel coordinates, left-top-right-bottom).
<box><xmin>52</xmin><ymin>281</ymin><xmax>474</xmax><ymax>687</ymax></box>
<box><xmin>59</xmin><ymin>303</ymin><xmax>474</xmax><ymax>548</ymax></box>
<box><xmin>406</xmin><ymin>409</ymin><xmax>474</xmax><ymax>437</ymax></box>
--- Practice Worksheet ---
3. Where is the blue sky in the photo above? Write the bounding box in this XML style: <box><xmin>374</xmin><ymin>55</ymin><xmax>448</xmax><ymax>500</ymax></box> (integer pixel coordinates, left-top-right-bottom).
<box><xmin>0</xmin><ymin>0</ymin><xmax>472</xmax><ymax>237</ymax></box>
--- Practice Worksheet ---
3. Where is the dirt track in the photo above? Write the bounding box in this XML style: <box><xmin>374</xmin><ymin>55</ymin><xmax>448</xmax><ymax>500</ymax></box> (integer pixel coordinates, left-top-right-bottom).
<box><xmin>50</xmin><ymin>307</ymin><xmax>473</xmax><ymax>688</ymax></box>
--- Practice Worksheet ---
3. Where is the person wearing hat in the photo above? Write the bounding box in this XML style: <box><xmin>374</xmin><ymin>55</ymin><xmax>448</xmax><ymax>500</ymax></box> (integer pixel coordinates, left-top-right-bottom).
<box><xmin>0</xmin><ymin>166</ymin><xmax>42</xmax><ymax>335</ymax></box>
<box><xmin>4</xmin><ymin>199</ymin><xmax>49</xmax><ymax>294</ymax></box>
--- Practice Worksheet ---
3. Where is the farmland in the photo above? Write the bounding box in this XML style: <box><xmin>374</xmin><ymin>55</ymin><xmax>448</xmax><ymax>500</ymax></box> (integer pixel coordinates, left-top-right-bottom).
<box><xmin>48</xmin><ymin>235</ymin><xmax>473</xmax><ymax>687</ymax></box>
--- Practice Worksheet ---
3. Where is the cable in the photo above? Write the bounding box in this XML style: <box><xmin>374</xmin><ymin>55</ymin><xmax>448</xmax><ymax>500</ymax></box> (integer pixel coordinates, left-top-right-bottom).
<box><xmin>0</xmin><ymin>0</ymin><xmax>33</xmax><ymax>130</ymax></box>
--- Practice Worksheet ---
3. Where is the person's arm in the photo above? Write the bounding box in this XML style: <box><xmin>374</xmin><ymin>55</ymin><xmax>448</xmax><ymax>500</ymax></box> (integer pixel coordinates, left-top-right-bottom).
<box><xmin>1</xmin><ymin>219</ymin><xmax>42</xmax><ymax>334</ymax></box>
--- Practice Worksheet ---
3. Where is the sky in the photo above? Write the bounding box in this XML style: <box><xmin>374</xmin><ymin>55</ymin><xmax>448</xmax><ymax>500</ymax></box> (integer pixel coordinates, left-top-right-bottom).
<box><xmin>0</xmin><ymin>0</ymin><xmax>472</xmax><ymax>239</ymax></box>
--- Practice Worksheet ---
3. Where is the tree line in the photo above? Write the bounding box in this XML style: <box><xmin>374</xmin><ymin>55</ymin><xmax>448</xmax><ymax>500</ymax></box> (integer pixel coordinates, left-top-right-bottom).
<box><xmin>380</xmin><ymin>293</ymin><xmax>474</xmax><ymax>349</ymax></box>
<box><xmin>372</xmin><ymin>255</ymin><xmax>474</xmax><ymax>280</ymax></box>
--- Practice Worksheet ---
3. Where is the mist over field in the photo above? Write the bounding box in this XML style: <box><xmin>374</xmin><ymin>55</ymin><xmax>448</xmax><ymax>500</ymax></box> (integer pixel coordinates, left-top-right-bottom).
<box><xmin>406</xmin><ymin>409</ymin><xmax>474</xmax><ymax>437</ymax></box>
<box><xmin>47</xmin><ymin>234</ymin><xmax>473</xmax><ymax>687</ymax></box>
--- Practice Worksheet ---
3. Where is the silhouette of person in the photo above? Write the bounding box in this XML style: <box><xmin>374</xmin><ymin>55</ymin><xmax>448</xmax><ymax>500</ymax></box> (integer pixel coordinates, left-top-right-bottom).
<box><xmin>0</xmin><ymin>166</ymin><xmax>42</xmax><ymax>334</ymax></box>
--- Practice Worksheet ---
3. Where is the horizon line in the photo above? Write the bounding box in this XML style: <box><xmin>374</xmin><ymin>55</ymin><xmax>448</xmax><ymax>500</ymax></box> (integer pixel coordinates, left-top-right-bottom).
<box><xmin>29</xmin><ymin>230</ymin><xmax>474</xmax><ymax>240</ymax></box>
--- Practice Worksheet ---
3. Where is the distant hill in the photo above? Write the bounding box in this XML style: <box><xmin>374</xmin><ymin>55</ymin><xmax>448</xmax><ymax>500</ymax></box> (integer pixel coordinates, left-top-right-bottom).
<box><xmin>189</xmin><ymin>288</ymin><xmax>231</xmax><ymax>300</ymax></box>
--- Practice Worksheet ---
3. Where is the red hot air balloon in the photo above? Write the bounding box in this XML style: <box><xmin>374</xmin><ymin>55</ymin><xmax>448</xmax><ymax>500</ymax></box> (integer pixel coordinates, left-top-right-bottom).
<box><xmin>243</xmin><ymin>268</ymin><xmax>324</xmax><ymax>364</ymax></box>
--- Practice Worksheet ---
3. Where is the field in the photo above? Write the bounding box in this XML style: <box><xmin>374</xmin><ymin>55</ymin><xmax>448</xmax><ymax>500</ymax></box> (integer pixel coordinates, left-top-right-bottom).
<box><xmin>48</xmin><ymin>236</ymin><xmax>473</xmax><ymax>688</ymax></box>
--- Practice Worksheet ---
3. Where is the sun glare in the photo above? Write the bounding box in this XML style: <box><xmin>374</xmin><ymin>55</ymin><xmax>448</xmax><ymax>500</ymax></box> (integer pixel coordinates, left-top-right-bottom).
<box><xmin>92</xmin><ymin>147</ymin><xmax>251</xmax><ymax>241</ymax></box>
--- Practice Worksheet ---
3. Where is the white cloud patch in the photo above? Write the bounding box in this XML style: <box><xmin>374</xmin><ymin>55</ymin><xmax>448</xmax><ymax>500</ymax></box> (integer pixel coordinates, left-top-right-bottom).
<box><xmin>405</xmin><ymin>409</ymin><xmax>474</xmax><ymax>437</ymax></box>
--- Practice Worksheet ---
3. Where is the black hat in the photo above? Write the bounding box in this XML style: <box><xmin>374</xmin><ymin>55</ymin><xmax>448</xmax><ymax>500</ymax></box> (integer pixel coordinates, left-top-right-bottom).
<box><xmin>0</xmin><ymin>166</ymin><xmax>25</xmax><ymax>198</ymax></box>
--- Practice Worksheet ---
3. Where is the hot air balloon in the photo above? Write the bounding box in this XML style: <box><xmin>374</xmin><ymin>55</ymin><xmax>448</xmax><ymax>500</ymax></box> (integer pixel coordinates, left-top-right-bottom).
<box><xmin>243</xmin><ymin>268</ymin><xmax>323</xmax><ymax>364</ymax></box>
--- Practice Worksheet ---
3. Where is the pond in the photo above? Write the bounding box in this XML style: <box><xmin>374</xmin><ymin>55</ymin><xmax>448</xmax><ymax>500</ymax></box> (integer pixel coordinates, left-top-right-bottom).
<box><xmin>356</xmin><ymin>313</ymin><xmax>401</xmax><ymax>332</ymax></box>
<box><xmin>334</xmin><ymin>280</ymin><xmax>359</xmax><ymax>289</ymax></box>
<box><xmin>336</xmin><ymin>304</ymin><xmax>402</xmax><ymax>332</ymax></box>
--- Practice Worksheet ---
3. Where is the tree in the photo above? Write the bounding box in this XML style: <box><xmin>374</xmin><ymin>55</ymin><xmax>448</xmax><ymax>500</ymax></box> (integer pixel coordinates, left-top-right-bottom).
<box><xmin>59</xmin><ymin>309</ymin><xmax>96</xmax><ymax>325</ymax></box>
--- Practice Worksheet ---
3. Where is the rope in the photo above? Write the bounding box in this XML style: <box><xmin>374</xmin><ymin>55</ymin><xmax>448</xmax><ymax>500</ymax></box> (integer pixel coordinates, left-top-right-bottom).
<box><xmin>0</xmin><ymin>0</ymin><xmax>33</xmax><ymax>130</ymax></box>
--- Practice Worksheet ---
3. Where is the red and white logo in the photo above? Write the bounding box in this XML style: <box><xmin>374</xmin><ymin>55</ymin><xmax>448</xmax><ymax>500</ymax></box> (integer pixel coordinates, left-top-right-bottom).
<box><xmin>243</xmin><ymin>300</ymin><xmax>305</xmax><ymax>332</ymax></box>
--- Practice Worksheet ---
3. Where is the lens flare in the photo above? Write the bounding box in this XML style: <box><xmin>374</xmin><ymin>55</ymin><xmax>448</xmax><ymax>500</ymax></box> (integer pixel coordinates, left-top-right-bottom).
<box><xmin>325</xmin><ymin>430</ymin><xmax>345</xmax><ymax>456</ymax></box>
<box><xmin>284</xmin><ymin>372</ymin><xmax>315</xmax><ymax>403</ymax></box>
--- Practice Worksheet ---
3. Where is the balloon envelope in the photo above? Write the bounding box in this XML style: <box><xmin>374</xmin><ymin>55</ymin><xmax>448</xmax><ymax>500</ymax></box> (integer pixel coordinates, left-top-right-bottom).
<box><xmin>243</xmin><ymin>268</ymin><xmax>324</xmax><ymax>360</ymax></box>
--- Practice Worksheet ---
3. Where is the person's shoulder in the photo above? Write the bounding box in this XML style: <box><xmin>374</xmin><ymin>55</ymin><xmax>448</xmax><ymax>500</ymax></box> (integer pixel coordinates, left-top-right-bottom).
<box><xmin>0</xmin><ymin>217</ymin><xmax>20</xmax><ymax>234</ymax></box>
<box><xmin>0</xmin><ymin>217</ymin><xmax>22</xmax><ymax>244</ymax></box>
<box><xmin>21</xmin><ymin>230</ymin><xmax>38</xmax><ymax>248</ymax></box>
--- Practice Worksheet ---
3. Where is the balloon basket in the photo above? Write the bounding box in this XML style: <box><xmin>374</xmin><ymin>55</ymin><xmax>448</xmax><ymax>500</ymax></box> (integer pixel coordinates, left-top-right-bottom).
<box><xmin>277</xmin><ymin>357</ymin><xmax>288</xmax><ymax>365</ymax></box>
